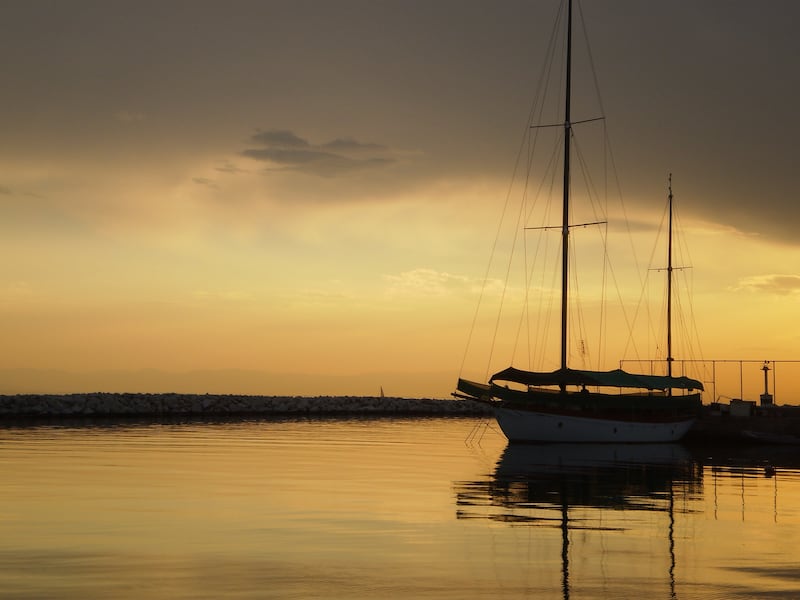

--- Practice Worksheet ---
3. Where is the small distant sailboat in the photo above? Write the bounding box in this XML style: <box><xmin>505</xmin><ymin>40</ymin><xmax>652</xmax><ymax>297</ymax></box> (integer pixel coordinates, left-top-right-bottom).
<box><xmin>454</xmin><ymin>0</ymin><xmax>702</xmax><ymax>443</ymax></box>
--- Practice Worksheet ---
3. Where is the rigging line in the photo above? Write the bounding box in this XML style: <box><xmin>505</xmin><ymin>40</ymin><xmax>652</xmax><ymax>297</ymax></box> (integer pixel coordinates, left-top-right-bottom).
<box><xmin>528</xmin><ymin>197</ymin><xmax>557</xmax><ymax>371</ymax></box>
<box><xmin>687</xmin><ymin>269</ymin><xmax>705</xmax><ymax>362</ymax></box>
<box><xmin>578</xmin><ymin>0</ymin><xmax>634</xmax><ymax>368</ymax></box>
<box><xmin>573</xmin><ymin>123</ymin><xmax>650</xmax><ymax>367</ymax></box>
<box><xmin>674</xmin><ymin>294</ymin><xmax>689</xmax><ymax>361</ymax></box>
<box><xmin>534</xmin><ymin>142</ymin><xmax>563</xmax><ymax>369</ymax></box>
<box><xmin>675</xmin><ymin>295</ymin><xmax>698</xmax><ymax>369</ymax></box>
<box><xmin>522</xmin><ymin>140</ymin><xmax>553</xmax><ymax>368</ymax></box>
<box><xmin>581</xmin><ymin>90</ymin><xmax>645</xmax><ymax>295</ymax></box>
<box><xmin>673</xmin><ymin>206</ymin><xmax>705</xmax><ymax>362</ymax></box>
<box><xmin>486</xmin><ymin>5</ymin><xmax>560</xmax><ymax>378</ymax></box>
<box><xmin>523</xmin><ymin>215</ymin><xmax>532</xmax><ymax>369</ymax></box>
<box><xmin>530</xmin><ymin>117</ymin><xmax>604</xmax><ymax>129</ymax></box>
<box><xmin>575</xmin><ymin>0</ymin><xmax>615</xmax><ymax>365</ymax></box>
<box><xmin>569</xmin><ymin>235</ymin><xmax>588</xmax><ymax>368</ymax></box>
<box><xmin>652</xmin><ymin>202</ymin><xmax>672</xmax><ymax>348</ymax></box>
<box><xmin>657</xmin><ymin>267</ymin><xmax>698</xmax><ymax>367</ymax></box>
<box><xmin>598</xmin><ymin>221</ymin><xmax>609</xmax><ymax>366</ymax></box>
<box><xmin>605</xmin><ymin>249</ymin><xmax>648</xmax><ymax>362</ymax></box>
<box><xmin>598</xmin><ymin>121</ymin><xmax>610</xmax><ymax>367</ymax></box>
<box><xmin>519</xmin><ymin>161</ymin><xmax>560</xmax><ymax>371</ymax></box>
<box><xmin>576</xmin><ymin>0</ymin><xmax>608</xmax><ymax>119</ymax></box>
<box><xmin>485</xmin><ymin>184</ymin><xmax>526</xmax><ymax>382</ymax></box>
<box><xmin>567</xmin><ymin>143</ymin><xmax>590</xmax><ymax>369</ymax></box>
<box><xmin>504</xmin><ymin>9</ymin><xmax>567</xmax><ymax>371</ymax></box>
<box><xmin>514</xmin><ymin>137</ymin><xmax>563</xmax><ymax>366</ymax></box>
<box><xmin>566</xmin><ymin>211</ymin><xmax>597</xmax><ymax>370</ymax></box>
<box><xmin>459</xmin><ymin>0</ymin><xmax>565</xmax><ymax>379</ymax></box>
<box><xmin>539</xmin><ymin>219</ymin><xmax>560</xmax><ymax>370</ymax></box>
<box><xmin>674</xmin><ymin>274</ymin><xmax>701</xmax><ymax>366</ymax></box>
<box><xmin>601</xmin><ymin>112</ymin><xmax>610</xmax><ymax>366</ymax></box>
<box><xmin>621</xmin><ymin>199</ymin><xmax>669</xmax><ymax>360</ymax></box>
<box><xmin>513</xmin><ymin>25</ymin><xmax>566</xmax><ymax>370</ymax></box>
<box><xmin>458</xmin><ymin>129</ymin><xmax>541</xmax><ymax>377</ymax></box>
<box><xmin>625</xmin><ymin>193</ymin><xmax>669</xmax><ymax>355</ymax></box>
<box><xmin>532</xmin><ymin>0</ymin><xmax>567</xmax><ymax>133</ymax></box>
<box><xmin>571</xmin><ymin>134</ymin><xmax>611</xmax><ymax>368</ymax></box>
<box><xmin>515</xmin><ymin>104</ymin><xmax>557</xmax><ymax>368</ymax></box>
<box><xmin>517</xmin><ymin>0</ymin><xmax>574</xmax><ymax>371</ymax></box>
<box><xmin>516</xmin><ymin>133</ymin><xmax>535</xmax><ymax>369</ymax></box>
<box><xmin>572</xmin><ymin>133</ymin><xmax>609</xmax><ymax>227</ymax></box>
<box><xmin>490</xmin><ymin>119</ymin><xmax>558</xmax><ymax>376</ymax></box>
<box><xmin>524</xmin><ymin>135</ymin><xmax>563</xmax><ymax>225</ymax></box>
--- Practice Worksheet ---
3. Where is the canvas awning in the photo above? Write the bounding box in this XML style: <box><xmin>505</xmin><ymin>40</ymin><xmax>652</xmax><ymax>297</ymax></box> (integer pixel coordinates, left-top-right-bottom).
<box><xmin>490</xmin><ymin>367</ymin><xmax>704</xmax><ymax>391</ymax></box>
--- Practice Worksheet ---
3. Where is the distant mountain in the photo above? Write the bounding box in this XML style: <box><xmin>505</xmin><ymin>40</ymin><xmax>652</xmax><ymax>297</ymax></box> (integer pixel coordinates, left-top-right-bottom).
<box><xmin>0</xmin><ymin>368</ymin><xmax>454</xmax><ymax>399</ymax></box>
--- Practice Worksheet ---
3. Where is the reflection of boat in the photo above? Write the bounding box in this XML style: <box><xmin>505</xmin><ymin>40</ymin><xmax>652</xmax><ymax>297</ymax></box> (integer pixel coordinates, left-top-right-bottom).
<box><xmin>686</xmin><ymin>440</ymin><xmax>800</xmax><ymax>472</ymax></box>
<box><xmin>742</xmin><ymin>430</ymin><xmax>800</xmax><ymax>445</ymax></box>
<box><xmin>496</xmin><ymin>442</ymin><xmax>692</xmax><ymax>475</ymax></box>
<box><xmin>455</xmin><ymin>442</ymin><xmax>701</xmax><ymax>598</ymax></box>
<box><xmin>454</xmin><ymin>0</ymin><xmax>702</xmax><ymax>442</ymax></box>
<box><xmin>457</xmin><ymin>443</ymin><xmax>700</xmax><ymax>519</ymax></box>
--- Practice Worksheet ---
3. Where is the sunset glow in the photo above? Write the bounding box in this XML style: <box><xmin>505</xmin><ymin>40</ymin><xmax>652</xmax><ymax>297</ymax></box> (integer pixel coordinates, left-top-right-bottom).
<box><xmin>1</xmin><ymin>1</ymin><xmax>798</xmax><ymax>399</ymax></box>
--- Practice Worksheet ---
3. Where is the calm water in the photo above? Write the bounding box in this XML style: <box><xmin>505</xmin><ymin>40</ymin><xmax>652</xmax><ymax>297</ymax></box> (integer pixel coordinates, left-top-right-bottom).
<box><xmin>1</xmin><ymin>417</ymin><xmax>799</xmax><ymax>599</ymax></box>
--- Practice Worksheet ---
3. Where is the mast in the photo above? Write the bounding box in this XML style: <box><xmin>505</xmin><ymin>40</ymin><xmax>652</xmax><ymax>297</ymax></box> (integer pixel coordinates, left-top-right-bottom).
<box><xmin>560</xmin><ymin>0</ymin><xmax>573</xmax><ymax>375</ymax></box>
<box><xmin>667</xmin><ymin>174</ymin><xmax>674</xmax><ymax>382</ymax></box>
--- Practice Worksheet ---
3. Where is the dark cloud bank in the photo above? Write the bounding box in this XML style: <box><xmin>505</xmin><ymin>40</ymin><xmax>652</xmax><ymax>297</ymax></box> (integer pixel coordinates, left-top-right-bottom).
<box><xmin>241</xmin><ymin>129</ymin><xmax>396</xmax><ymax>177</ymax></box>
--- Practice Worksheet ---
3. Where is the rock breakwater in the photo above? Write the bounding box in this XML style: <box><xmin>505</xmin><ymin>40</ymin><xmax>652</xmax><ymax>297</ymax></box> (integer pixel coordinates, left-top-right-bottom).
<box><xmin>0</xmin><ymin>393</ymin><xmax>491</xmax><ymax>419</ymax></box>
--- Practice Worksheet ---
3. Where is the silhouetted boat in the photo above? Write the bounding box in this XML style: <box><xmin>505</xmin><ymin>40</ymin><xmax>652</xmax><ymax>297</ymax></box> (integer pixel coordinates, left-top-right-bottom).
<box><xmin>454</xmin><ymin>0</ymin><xmax>702</xmax><ymax>442</ymax></box>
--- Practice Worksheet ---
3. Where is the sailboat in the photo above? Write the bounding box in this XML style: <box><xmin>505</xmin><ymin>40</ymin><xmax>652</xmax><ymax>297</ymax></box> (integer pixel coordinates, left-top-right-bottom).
<box><xmin>454</xmin><ymin>0</ymin><xmax>703</xmax><ymax>443</ymax></box>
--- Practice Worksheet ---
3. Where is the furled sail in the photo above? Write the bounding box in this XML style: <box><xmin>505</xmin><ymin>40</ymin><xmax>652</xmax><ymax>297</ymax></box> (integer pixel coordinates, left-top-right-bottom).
<box><xmin>490</xmin><ymin>367</ymin><xmax>703</xmax><ymax>391</ymax></box>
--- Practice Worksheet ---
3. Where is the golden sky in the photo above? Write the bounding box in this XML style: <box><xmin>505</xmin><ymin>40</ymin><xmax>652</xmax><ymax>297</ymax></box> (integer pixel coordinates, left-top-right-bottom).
<box><xmin>1</xmin><ymin>1</ymin><xmax>799</xmax><ymax>398</ymax></box>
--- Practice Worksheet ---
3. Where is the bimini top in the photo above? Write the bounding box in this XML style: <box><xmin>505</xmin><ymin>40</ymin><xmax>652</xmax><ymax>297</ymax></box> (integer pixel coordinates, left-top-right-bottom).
<box><xmin>490</xmin><ymin>367</ymin><xmax>704</xmax><ymax>392</ymax></box>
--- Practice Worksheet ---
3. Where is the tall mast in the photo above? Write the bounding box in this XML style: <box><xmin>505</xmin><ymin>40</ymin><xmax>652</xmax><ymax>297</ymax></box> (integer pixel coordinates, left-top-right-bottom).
<box><xmin>667</xmin><ymin>174</ymin><xmax>674</xmax><ymax>383</ymax></box>
<box><xmin>560</xmin><ymin>0</ymin><xmax>573</xmax><ymax>374</ymax></box>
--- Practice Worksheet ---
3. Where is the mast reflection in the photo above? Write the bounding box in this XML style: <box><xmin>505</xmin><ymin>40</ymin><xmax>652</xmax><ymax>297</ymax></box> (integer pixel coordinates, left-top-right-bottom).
<box><xmin>455</xmin><ymin>443</ymin><xmax>703</xmax><ymax>599</ymax></box>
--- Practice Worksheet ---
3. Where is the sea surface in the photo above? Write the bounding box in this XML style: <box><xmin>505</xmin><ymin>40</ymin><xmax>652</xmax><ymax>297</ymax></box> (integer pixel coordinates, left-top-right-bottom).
<box><xmin>1</xmin><ymin>416</ymin><xmax>799</xmax><ymax>599</ymax></box>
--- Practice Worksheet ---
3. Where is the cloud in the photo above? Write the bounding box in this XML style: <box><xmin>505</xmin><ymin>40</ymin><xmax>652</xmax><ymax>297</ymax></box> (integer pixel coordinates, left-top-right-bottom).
<box><xmin>114</xmin><ymin>110</ymin><xmax>146</xmax><ymax>123</ymax></box>
<box><xmin>241</xmin><ymin>129</ymin><xmax>396</xmax><ymax>177</ymax></box>
<box><xmin>242</xmin><ymin>147</ymin><xmax>339</xmax><ymax>165</ymax></box>
<box><xmin>192</xmin><ymin>177</ymin><xmax>218</xmax><ymax>189</ymax></box>
<box><xmin>250</xmin><ymin>129</ymin><xmax>309</xmax><ymax>148</ymax></box>
<box><xmin>0</xmin><ymin>281</ymin><xmax>33</xmax><ymax>298</ymax></box>
<box><xmin>0</xmin><ymin>185</ymin><xmax>44</xmax><ymax>200</ymax></box>
<box><xmin>735</xmin><ymin>274</ymin><xmax>800</xmax><ymax>295</ymax></box>
<box><xmin>215</xmin><ymin>161</ymin><xmax>248</xmax><ymax>174</ymax></box>
<box><xmin>383</xmin><ymin>268</ymin><xmax>506</xmax><ymax>298</ymax></box>
<box><xmin>321</xmin><ymin>138</ymin><xmax>387</xmax><ymax>153</ymax></box>
<box><xmin>193</xmin><ymin>290</ymin><xmax>251</xmax><ymax>302</ymax></box>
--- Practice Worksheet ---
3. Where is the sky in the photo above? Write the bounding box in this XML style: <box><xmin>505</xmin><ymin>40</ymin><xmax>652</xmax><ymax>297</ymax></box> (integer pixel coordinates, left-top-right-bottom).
<box><xmin>1</xmin><ymin>0</ymin><xmax>799</xmax><ymax>398</ymax></box>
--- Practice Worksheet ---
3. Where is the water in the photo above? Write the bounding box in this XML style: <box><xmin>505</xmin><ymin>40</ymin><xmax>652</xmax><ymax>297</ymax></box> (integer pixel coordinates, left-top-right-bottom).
<box><xmin>1</xmin><ymin>417</ymin><xmax>799</xmax><ymax>599</ymax></box>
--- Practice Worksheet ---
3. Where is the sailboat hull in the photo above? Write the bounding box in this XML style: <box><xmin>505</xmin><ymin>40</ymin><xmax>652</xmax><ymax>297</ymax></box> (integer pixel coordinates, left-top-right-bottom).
<box><xmin>494</xmin><ymin>406</ymin><xmax>695</xmax><ymax>443</ymax></box>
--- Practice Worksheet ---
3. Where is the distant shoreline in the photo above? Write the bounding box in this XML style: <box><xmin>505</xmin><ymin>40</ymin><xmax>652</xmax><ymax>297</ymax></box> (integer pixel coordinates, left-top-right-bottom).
<box><xmin>0</xmin><ymin>393</ymin><xmax>491</xmax><ymax>419</ymax></box>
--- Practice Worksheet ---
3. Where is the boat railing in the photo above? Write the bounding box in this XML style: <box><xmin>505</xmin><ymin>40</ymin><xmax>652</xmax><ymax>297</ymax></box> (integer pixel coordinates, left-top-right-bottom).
<box><xmin>620</xmin><ymin>359</ymin><xmax>800</xmax><ymax>406</ymax></box>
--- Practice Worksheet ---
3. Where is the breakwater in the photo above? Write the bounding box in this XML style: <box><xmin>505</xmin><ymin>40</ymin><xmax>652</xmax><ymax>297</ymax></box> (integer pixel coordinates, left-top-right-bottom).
<box><xmin>0</xmin><ymin>393</ymin><xmax>491</xmax><ymax>419</ymax></box>
<box><xmin>5</xmin><ymin>394</ymin><xmax>800</xmax><ymax>444</ymax></box>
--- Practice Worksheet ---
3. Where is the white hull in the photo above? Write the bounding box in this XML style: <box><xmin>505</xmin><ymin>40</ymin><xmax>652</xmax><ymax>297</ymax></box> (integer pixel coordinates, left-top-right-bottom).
<box><xmin>494</xmin><ymin>407</ymin><xmax>695</xmax><ymax>443</ymax></box>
